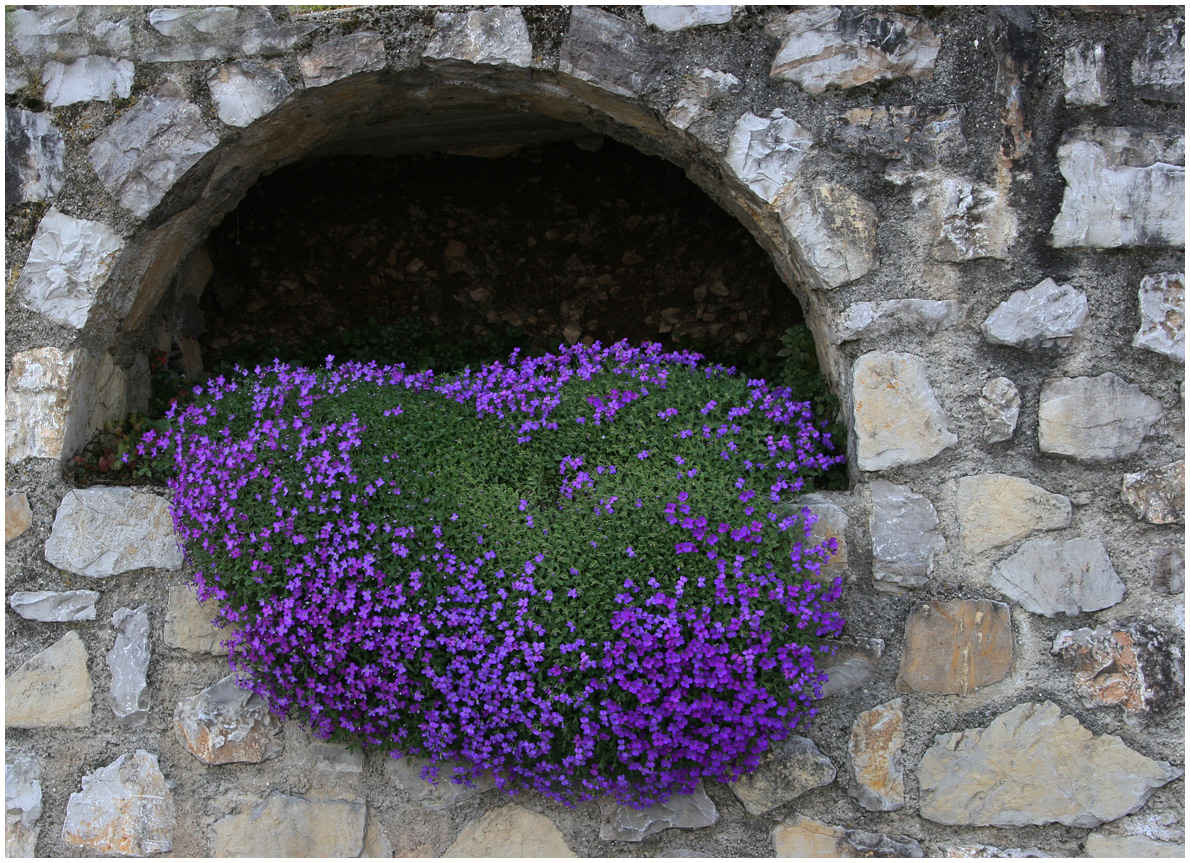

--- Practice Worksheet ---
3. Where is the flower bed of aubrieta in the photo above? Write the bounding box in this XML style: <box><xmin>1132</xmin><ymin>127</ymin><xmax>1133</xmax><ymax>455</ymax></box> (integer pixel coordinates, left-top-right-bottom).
<box><xmin>142</xmin><ymin>341</ymin><xmax>844</xmax><ymax>808</ymax></box>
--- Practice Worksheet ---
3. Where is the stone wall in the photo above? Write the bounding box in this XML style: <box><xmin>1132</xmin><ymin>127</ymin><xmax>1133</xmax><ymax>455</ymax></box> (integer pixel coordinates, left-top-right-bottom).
<box><xmin>5</xmin><ymin>4</ymin><xmax>1185</xmax><ymax>857</ymax></box>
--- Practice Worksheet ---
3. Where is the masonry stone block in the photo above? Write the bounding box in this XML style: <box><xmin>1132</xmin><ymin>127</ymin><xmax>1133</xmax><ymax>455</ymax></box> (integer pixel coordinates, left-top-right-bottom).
<box><xmin>5</xmin><ymin>108</ymin><xmax>64</xmax><ymax>203</ymax></box>
<box><xmin>853</xmin><ymin>352</ymin><xmax>957</xmax><ymax>471</ymax></box>
<box><xmin>1038</xmin><ymin>373</ymin><xmax>1163</xmax><ymax>462</ymax></box>
<box><xmin>1133</xmin><ymin>272</ymin><xmax>1185</xmax><ymax>362</ymax></box>
<box><xmin>446</xmin><ymin>805</ymin><xmax>576</xmax><ymax>857</ymax></box>
<box><xmin>45</xmin><ymin>487</ymin><xmax>184</xmax><ymax>578</ymax></box>
<box><xmin>5</xmin><ymin>631</ymin><xmax>92</xmax><ymax>728</ymax></box>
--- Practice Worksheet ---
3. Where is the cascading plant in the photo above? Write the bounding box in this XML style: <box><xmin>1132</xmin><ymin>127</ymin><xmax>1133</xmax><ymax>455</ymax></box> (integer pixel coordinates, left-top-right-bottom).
<box><xmin>142</xmin><ymin>340</ymin><xmax>844</xmax><ymax>808</ymax></box>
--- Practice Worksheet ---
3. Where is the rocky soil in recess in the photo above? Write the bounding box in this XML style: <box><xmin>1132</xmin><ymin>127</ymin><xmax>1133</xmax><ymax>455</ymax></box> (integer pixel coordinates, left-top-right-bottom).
<box><xmin>201</xmin><ymin>138</ymin><xmax>804</xmax><ymax>371</ymax></box>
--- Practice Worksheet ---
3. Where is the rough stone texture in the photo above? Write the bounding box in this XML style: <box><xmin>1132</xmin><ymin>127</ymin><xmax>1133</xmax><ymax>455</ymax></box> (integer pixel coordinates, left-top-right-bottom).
<box><xmin>445</xmin><ymin>804</ymin><xmax>576</xmax><ymax>857</ymax></box>
<box><xmin>778</xmin><ymin>183</ymin><xmax>878</xmax><ymax>289</ymax></box>
<box><xmin>87</xmin><ymin>84</ymin><xmax>220</xmax><ymax>218</ymax></box>
<box><xmin>422</xmin><ymin>7</ymin><xmax>532</xmax><ymax>72</ymax></box>
<box><xmin>981</xmin><ymin>278</ymin><xmax>1090</xmax><ymax>351</ymax></box>
<box><xmin>729</xmin><ymin>736</ymin><xmax>836</xmax><ymax>816</ymax></box>
<box><xmin>897</xmin><ymin>600</ymin><xmax>1014</xmax><ymax>695</ymax></box>
<box><xmin>928</xmin><ymin>174</ymin><xmax>1017</xmax><ymax>262</ymax></box>
<box><xmin>15</xmin><ymin>208</ymin><xmax>124</xmax><ymax>330</ymax></box>
<box><xmin>5</xmin><ymin>631</ymin><xmax>92</xmax><ymax>728</ymax></box>
<box><xmin>174</xmin><ymin>674</ymin><xmax>283</xmax><ymax>765</ymax></box>
<box><xmin>773</xmin><ymin>815</ymin><xmax>924</xmax><ymax>857</ymax></box>
<box><xmin>107</xmin><ymin>605</ymin><xmax>151</xmax><ymax>728</ymax></box>
<box><xmin>832</xmin><ymin>105</ymin><xmax>966</xmax><ymax>168</ymax></box>
<box><xmin>724</xmin><ymin>110</ymin><xmax>813</xmax><ymax>204</ymax></box>
<box><xmin>45</xmin><ymin>487</ymin><xmax>184</xmax><ymax>578</ymax></box>
<box><xmin>6</xmin><ymin>751</ymin><xmax>42</xmax><ymax>858</ymax></box>
<box><xmin>1064</xmin><ymin>44</ymin><xmax>1110</xmax><ymax>106</ymax></box>
<box><xmin>559</xmin><ymin>6</ymin><xmax>668</xmax><ymax>100</ymax></box>
<box><xmin>9</xmin><ymin>590</ymin><xmax>99</xmax><ymax>622</ymax></box>
<box><xmin>1050</xmin><ymin>127</ymin><xmax>1185</xmax><ymax>249</ymax></box>
<box><xmin>766</xmin><ymin>8</ymin><xmax>940</xmax><ymax>94</ymax></box>
<box><xmin>299</xmin><ymin>32</ymin><xmax>387</xmax><ymax>87</ymax></box>
<box><xmin>62</xmin><ymin>750</ymin><xmax>175</xmax><ymax>857</ymax></box>
<box><xmin>6</xmin><ymin>108</ymin><xmax>64</xmax><ymax>203</ymax></box>
<box><xmin>979</xmin><ymin>377</ymin><xmax>1021</xmax><ymax>443</ymax></box>
<box><xmin>869</xmin><ymin>480</ymin><xmax>944</xmax><ymax>592</ymax></box>
<box><xmin>5</xmin><ymin>347</ymin><xmax>81</xmax><ymax>464</ymax></box>
<box><xmin>385</xmin><ymin>757</ymin><xmax>494</xmax><ymax>810</ymax></box>
<box><xmin>362</xmin><ymin>806</ymin><xmax>392</xmax><ymax>857</ymax></box>
<box><xmin>5</xmin><ymin>493</ymin><xmax>32</xmax><ymax>542</ymax></box>
<box><xmin>1053</xmin><ymin>624</ymin><xmax>1184</xmax><ymax>715</ymax></box>
<box><xmin>666</xmin><ymin>69</ymin><xmax>741</xmax><ymax>131</ymax></box>
<box><xmin>6</xmin><ymin>6</ymin><xmax>85</xmax><ymax>61</ymax></box>
<box><xmin>1121</xmin><ymin>459</ymin><xmax>1185</xmax><ymax>524</ymax></box>
<box><xmin>935</xmin><ymin>843</ymin><xmax>1059</xmax><ymax>858</ymax></box>
<box><xmin>1038</xmin><ymin>373</ymin><xmax>1163</xmax><ymax>462</ymax></box>
<box><xmin>831</xmin><ymin>298</ymin><xmax>960</xmax><ymax>344</ymax></box>
<box><xmin>819</xmin><ymin>638</ymin><xmax>884</xmax><ymax>699</ymax></box>
<box><xmin>955</xmin><ymin>473</ymin><xmax>1071</xmax><ymax>553</ymax></box>
<box><xmin>1152</xmin><ymin>545</ymin><xmax>1185</xmax><ymax>595</ymax></box>
<box><xmin>1133</xmin><ymin>272</ymin><xmax>1185</xmax><ymax>362</ymax></box>
<box><xmin>847</xmin><ymin>699</ymin><xmax>904</xmax><ymax>812</ymax></box>
<box><xmin>42</xmin><ymin>56</ymin><xmax>134</xmax><ymax>107</ymax></box>
<box><xmin>1131</xmin><ymin>18</ymin><xmax>1185</xmax><ymax>103</ymax></box>
<box><xmin>212</xmin><ymin>788</ymin><xmax>366</xmax><ymax>857</ymax></box>
<box><xmin>643</xmin><ymin>6</ymin><xmax>733</xmax><ymax>32</ymax></box>
<box><xmin>600</xmin><ymin>783</ymin><xmax>718</xmax><ymax>841</ymax></box>
<box><xmin>1086</xmin><ymin>834</ymin><xmax>1186</xmax><ymax>858</ymax></box>
<box><xmin>91</xmin><ymin>351</ymin><xmax>127</xmax><ymax>434</ymax></box>
<box><xmin>144</xmin><ymin>6</ymin><xmax>314</xmax><ymax>63</ymax></box>
<box><xmin>991</xmin><ymin>537</ymin><xmax>1125</xmax><ymax>617</ymax></box>
<box><xmin>163</xmin><ymin>585</ymin><xmax>236</xmax><ymax>655</ymax></box>
<box><xmin>798</xmin><ymin>494</ymin><xmax>849</xmax><ymax>581</ymax></box>
<box><xmin>852</xmin><ymin>352</ymin><xmax>957</xmax><ymax>471</ymax></box>
<box><xmin>310</xmin><ymin>742</ymin><xmax>364</xmax><ymax>773</ymax></box>
<box><xmin>207</xmin><ymin>60</ymin><xmax>293</xmax><ymax>128</ymax></box>
<box><xmin>918</xmin><ymin>701</ymin><xmax>1182</xmax><ymax>827</ymax></box>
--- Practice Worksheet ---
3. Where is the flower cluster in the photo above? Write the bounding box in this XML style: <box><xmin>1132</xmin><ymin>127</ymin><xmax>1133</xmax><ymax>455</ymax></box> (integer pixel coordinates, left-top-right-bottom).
<box><xmin>143</xmin><ymin>341</ymin><xmax>844</xmax><ymax>808</ymax></box>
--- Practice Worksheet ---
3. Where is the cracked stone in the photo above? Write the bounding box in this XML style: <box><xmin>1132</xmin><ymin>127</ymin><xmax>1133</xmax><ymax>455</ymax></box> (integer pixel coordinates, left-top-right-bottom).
<box><xmin>6</xmin><ymin>751</ymin><xmax>42</xmax><ymax>858</ymax></box>
<box><xmin>213</xmin><ymin>788</ymin><xmax>365</xmax><ymax>857</ymax></box>
<box><xmin>107</xmin><ymin>605</ymin><xmax>151</xmax><ymax>728</ymax></box>
<box><xmin>559</xmin><ymin>6</ymin><xmax>669</xmax><ymax>100</ymax></box>
<box><xmin>779</xmin><ymin>182</ymin><xmax>878</xmax><ymax>289</ymax></box>
<box><xmin>1132</xmin><ymin>18</ymin><xmax>1185</xmax><ymax>103</ymax></box>
<box><xmin>62</xmin><ymin>751</ymin><xmax>175</xmax><ymax>856</ymax></box>
<box><xmin>6</xmin><ymin>108</ymin><xmax>64</xmax><ymax>203</ymax></box>
<box><xmin>446</xmin><ymin>805</ymin><xmax>576</xmax><ymax>856</ymax></box>
<box><xmin>5</xmin><ymin>631</ymin><xmax>92</xmax><ymax>728</ymax></box>
<box><xmin>600</xmin><ymin>783</ymin><xmax>718</xmax><ymax>841</ymax></box>
<box><xmin>897</xmin><ymin>600</ymin><xmax>1014</xmax><ymax>695</ymax></box>
<box><xmin>730</xmin><ymin>736</ymin><xmax>836</xmax><ymax>816</ymax></box>
<box><xmin>831</xmin><ymin>298</ymin><xmax>960</xmax><ymax>344</ymax></box>
<box><xmin>1038</xmin><ymin>373</ymin><xmax>1163</xmax><ymax>462</ymax></box>
<box><xmin>42</xmin><ymin>56</ymin><xmax>133</xmax><ymax>107</ymax></box>
<box><xmin>422</xmin><ymin>7</ymin><xmax>532</xmax><ymax>72</ymax></box>
<box><xmin>847</xmin><ymin>699</ymin><xmax>904</xmax><ymax>812</ymax></box>
<box><xmin>980</xmin><ymin>377</ymin><xmax>1021</xmax><ymax>443</ymax></box>
<box><xmin>1121</xmin><ymin>459</ymin><xmax>1185</xmax><ymax>524</ymax></box>
<box><xmin>9</xmin><ymin>590</ymin><xmax>99</xmax><ymax>622</ymax></box>
<box><xmin>207</xmin><ymin>60</ymin><xmax>293</xmax><ymax>128</ymax></box>
<box><xmin>45</xmin><ymin>487</ymin><xmax>184</xmax><ymax>578</ymax></box>
<box><xmin>145</xmin><ymin>6</ymin><xmax>313</xmax><ymax>62</ymax></box>
<box><xmin>853</xmin><ymin>352</ymin><xmax>957</xmax><ymax>471</ymax></box>
<box><xmin>724</xmin><ymin>110</ymin><xmax>813</xmax><ymax>204</ymax></box>
<box><xmin>773</xmin><ymin>815</ymin><xmax>923</xmax><ymax>857</ymax></box>
<box><xmin>174</xmin><ymin>674</ymin><xmax>283</xmax><ymax>764</ymax></box>
<box><xmin>981</xmin><ymin>278</ymin><xmax>1090</xmax><ymax>351</ymax></box>
<box><xmin>666</xmin><ymin>69</ymin><xmax>741</xmax><ymax>131</ymax></box>
<box><xmin>991</xmin><ymin>537</ymin><xmax>1125</xmax><ymax>617</ymax></box>
<box><xmin>1133</xmin><ymin>272</ymin><xmax>1185</xmax><ymax>362</ymax></box>
<box><xmin>869</xmin><ymin>480</ymin><xmax>944</xmax><ymax>592</ymax></box>
<box><xmin>956</xmin><ymin>473</ymin><xmax>1071</xmax><ymax>553</ymax></box>
<box><xmin>1053</xmin><ymin>624</ymin><xmax>1184</xmax><ymax>715</ymax></box>
<box><xmin>928</xmin><ymin>173</ymin><xmax>1017</xmax><ymax>262</ymax></box>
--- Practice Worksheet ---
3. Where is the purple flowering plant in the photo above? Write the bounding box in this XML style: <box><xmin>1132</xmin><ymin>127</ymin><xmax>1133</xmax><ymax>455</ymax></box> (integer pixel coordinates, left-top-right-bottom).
<box><xmin>142</xmin><ymin>340</ymin><xmax>844</xmax><ymax>808</ymax></box>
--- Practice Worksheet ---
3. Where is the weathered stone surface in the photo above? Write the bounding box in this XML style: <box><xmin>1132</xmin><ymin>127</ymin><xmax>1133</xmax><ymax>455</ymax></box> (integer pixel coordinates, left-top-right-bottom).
<box><xmin>779</xmin><ymin>183</ymin><xmax>878</xmax><ymax>289</ymax></box>
<box><xmin>898</xmin><ymin>600</ymin><xmax>1013</xmax><ymax>695</ymax></box>
<box><xmin>1133</xmin><ymin>272</ymin><xmax>1185</xmax><ymax>362</ymax></box>
<box><xmin>6</xmin><ymin>108</ymin><xmax>64</xmax><ymax>203</ymax></box>
<box><xmin>1064</xmin><ymin>44</ymin><xmax>1110</xmax><ymax>106</ymax></box>
<box><xmin>798</xmin><ymin>494</ymin><xmax>849</xmax><ymax>581</ymax></box>
<box><xmin>6</xmin><ymin>66</ymin><xmax>29</xmax><ymax>94</ymax></box>
<box><xmin>5</xmin><ymin>347</ymin><xmax>81</xmax><ymax>463</ymax></box>
<box><xmin>919</xmin><ymin>701</ymin><xmax>1182</xmax><ymax>827</ymax></box>
<box><xmin>1131</xmin><ymin>18</ymin><xmax>1185</xmax><ymax>103</ymax></box>
<box><xmin>935</xmin><ymin>843</ymin><xmax>1058</xmax><ymax>858</ymax></box>
<box><xmin>212</xmin><ymin>788</ymin><xmax>366</xmax><ymax>857</ymax></box>
<box><xmin>6</xmin><ymin>751</ymin><xmax>42</xmax><ymax>858</ymax></box>
<box><xmin>9</xmin><ymin>590</ymin><xmax>99</xmax><ymax>622</ymax></box>
<box><xmin>730</xmin><ymin>736</ymin><xmax>836</xmax><ymax>816</ymax></box>
<box><xmin>5</xmin><ymin>631</ymin><xmax>92</xmax><ymax>728</ymax></box>
<box><xmin>362</xmin><ymin>806</ymin><xmax>392</xmax><ymax>857</ymax></box>
<box><xmin>853</xmin><ymin>352</ymin><xmax>957</xmax><ymax>471</ymax></box>
<box><xmin>1122</xmin><ymin>459</ymin><xmax>1185</xmax><ymax>524</ymax></box>
<box><xmin>16</xmin><ymin>208</ymin><xmax>124</xmax><ymax>330</ymax></box>
<box><xmin>724</xmin><ymin>110</ymin><xmax>813</xmax><ymax>204</ymax></box>
<box><xmin>981</xmin><ymin>278</ymin><xmax>1090</xmax><ymax>351</ymax></box>
<box><xmin>766</xmin><ymin>8</ymin><xmax>940</xmax><ymax>94</ymax></box>
<box><xmin>423</xmin><ymin>7</ymin><xmax>532</xmax><ymax>71</ymax></box>
<box><xmin>956</xmin><ymin>474</ymin><xmax>1071</xmax><ymax>553</ymax></box>
<box><xmin>773</xmin><ymin>815</ymin><xmax>924</xmax><ymax>857</ymax></box>
<box><xmin>600</xmin><ymin>783</ymin><xmax>718</xmax><ymax>841</ymax></box>
<box><xmin>164</xmin><ymin>585</ymin><xmax>236</xmax><ymax>655</ymax></box>
<box><xmin>62</xmin><ymin>751</ymin><xmax>175</xmax><ymax>856</ymax></box>
<box><xmin>88</xmin><ymin>85</ymin><xmax>219</xmax><ymax>218</ymax></box>
<box><xmin>6</xmin><ymin>6</ymin><xmax>86</xmax><ymax>61</ymax></box>
<box><xmin>644</xmin><ymin>6</ymin><xmax>732</xmax><ymax>31</ymax></box>
<box><xmin>144</xmin><ymin>6</ymin><xmax>313</xmax><ymax>62</ymax></box>
<box><xmin>1038</xmin><ymin>373</ymin><xmax>1163</xmax><ymax>462</ymax></box>
<box><xmin>1086</xmin><ymin>834</ymin><xmax>1186</xmax><ymax>858</ymax></box>
<box><xmin>207</xmin><ymin>60</ymin><xmax>293</xmax><ymax>128</ymax></box>
<box><xmin>385</xmin><ymin>757</ymin><xmax>494</xmax><ymax>810</ymax></box>
<box><xmin>1153</xmin><ymin>545</ymin><xmax>1185</xmax><ymax>595</ymax></box>
<box><xmin>107</xmin><ymin>605</ymin><xmax>151</xmax><ymax>728</ymax></box>
<box><xmin>42</xmin><ymin>56</ymin><xmax>133</xmax><ymax>107</ymax></box>
<box><xmin>666</xmin><ymin>69</ymin><xmax>742</xmax><ymax>131</ymax></box>
<box><xmin>559</xmin><ymin>7</ymin><xmax>669</xmax><ymax>99</ymax></box>
<box><xmin>91</xmin><ymin>351</ymin><xmax>127</xmax><ymax>433</ymax></box>
<box><xmin>310</xmin><ymin>741</ymin><xmax>364</xmax><ymax>773</ymax></box>
<box><xmin>928</xmin><ymin>174</ymin><xmax>1017</xmax><ymax>262</ymax></box>
<box><xmin>991</xmin><ymin>537</ymin><xmax>1125</xmax><ymax>617</ymax></box>
<box><xmin>45</xmin><ymin>487</ymin><xmax>184</xmax><ymax>578</ymax></box>
<box><xmin>980</xmin><ymin>377</ymin><xmax>1021</xmax><ymax>443</ymax></box>
<box><xmin>6</xmin><ymin>493</ymin><xmax>32</xmax><ymax>542</ymax></box>
<box><xmin>869</xmin><ymin>480</ymin><xmax>944</xmax><ymax>592</ymax></box>
<box><xmin>299</xmin><ymin>32</ymin><xmax>386</xmax><ymax>87</ymax></box>
<box><xmin>1050</xmin><ymin>127</ymin><xmax>1184</xmax><ymax>249</ymax></box>
<box><xmin>833</xmin><ymin>105</ymin><xmax>966</xmax><ymax>167</ymax></box>
<box><xmin>831</xmin><ymin>298</ymin><xmax>960</xmax><ymax>344</ymax></box>
<box><xmin>819</xmin><ymin>638</ymin><xmax>884</xmax><ymax>698</ymax></box>
<box><xmin>847</xmin><ymin>699</ymin><xmax>904</xmax><ymax>812</ymax></box>
<box><xmin>446</xmin><ymin>804</ymin><xmax>576</xmax><ymax>857</ymax></box>
<box><xmin>174</xmin><ymin>674</ymin><xmax>283</xmax><ymax>764</ymax></box>
<box><xmin>1053</xmin><ymin>624</ymin><xmax>1183</xmax><ymax>715</ymax></box>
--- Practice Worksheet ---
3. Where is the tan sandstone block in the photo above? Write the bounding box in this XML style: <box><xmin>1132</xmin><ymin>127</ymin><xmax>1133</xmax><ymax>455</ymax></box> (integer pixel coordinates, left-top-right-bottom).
<box><xmin>956</xmin><ymin>473</ymin><xmax>1071</xmax><ymax>553</ymax></box>
<box><xmin>6</xmin><ymin>493</ymin><xmax>32</xmax><ymax>542</ymax></box>
<box><xmin>897</xmin><ymin>599</ymin><xmax>1013</xmax><ymax>695</ymax></box>
<box><xmin>445</xmin><ymin>804</ymin><xmax>576</xmax><ymax>857</ymax></box>
<box><xmin>5</xmin><ymin>631</ymin><xmax>92</xmax><ymax>728</ymax></box>
<box><xmin>164</xmin><ymin>585</ymin><xmax>238</xmax><ymax>655</ymax></box>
